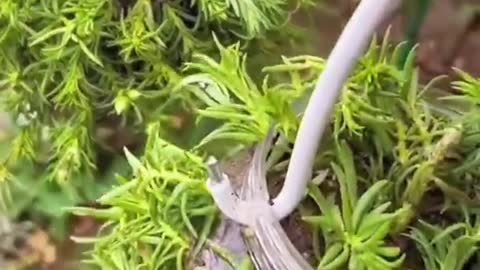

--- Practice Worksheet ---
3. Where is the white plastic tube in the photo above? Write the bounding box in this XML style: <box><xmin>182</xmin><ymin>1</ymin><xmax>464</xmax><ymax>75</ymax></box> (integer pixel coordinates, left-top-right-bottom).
<box><xmin>271</xmin><ymin>0</ymin><xmax>403</xmax><ymax>219</ymax></box>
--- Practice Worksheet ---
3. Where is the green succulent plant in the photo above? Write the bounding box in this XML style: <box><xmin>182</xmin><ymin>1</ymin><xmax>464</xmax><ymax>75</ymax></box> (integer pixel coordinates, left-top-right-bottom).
<box><xmin>70</xmin><ymin>123</ymin><xmax>216</xmax><ymax>269</ymax></box>
<box><xmin>304</xmin><ymin>141</ymin><xmax>407</xmax><ymax>270</ymax></box>
<box><xmin>408</xmin><ymin>210</ymin><xmax>480</xmax><ymax>270</ymax></box>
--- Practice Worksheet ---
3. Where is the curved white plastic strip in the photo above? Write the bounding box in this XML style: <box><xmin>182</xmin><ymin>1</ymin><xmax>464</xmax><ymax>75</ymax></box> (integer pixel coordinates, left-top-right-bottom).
<box><xmin>271</xmin><ymin>0</ymin><xmax>403</xmax><ymax>219</ymax></box>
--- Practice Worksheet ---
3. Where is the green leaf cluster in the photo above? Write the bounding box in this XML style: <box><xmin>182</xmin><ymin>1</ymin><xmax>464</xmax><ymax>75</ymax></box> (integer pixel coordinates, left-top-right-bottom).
<box><xmin>408</xmin><ymin>211</ymin><xmax>480</xmax><ymax>270</ymax></box>
<box><xmin>304</xmin><ymin>142</ymin><xmax>406</xmax><ymax>270</ymax></box>
<box><xmin>179</xmin><ymin>37</ymin><xmax>323</xmax><ymax>149</ymax></box>
<box><xmin>168</xmin><ymin>33</ymin><xmax>480</xmax><ymax>269</ymax></box>
<box><xmin>0</xmin><ymin>3</ymin><xmax>323</xmax><ymax>267</ymax></box>
<box><xmin>0</xmin><ymin>0</ymin><xmax>302</xmax><ymax>219</ymax></box>
<box><xmin>71</xmin><ymin>123</ymin><xmax>216</xmax><ymax>269</ymax></box>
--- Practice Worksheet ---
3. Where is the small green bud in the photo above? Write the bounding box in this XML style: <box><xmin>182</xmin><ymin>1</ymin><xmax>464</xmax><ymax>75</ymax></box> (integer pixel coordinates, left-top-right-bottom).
<box><xmin>127</xmin><ymin>89</ymin><xmax>141</xmax><ymax>100</ymax></box>
<box><xmin>114</xmin><ymin>95</ymin><xmax>131</xmax><ymax>115</ymax></box>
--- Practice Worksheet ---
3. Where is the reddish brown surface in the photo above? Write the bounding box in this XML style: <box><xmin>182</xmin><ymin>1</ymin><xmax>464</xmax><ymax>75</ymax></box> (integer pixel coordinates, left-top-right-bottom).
<box><xmin>48</xmin><ymin>216</ymin><xmax>102</xmax><ymax>270</ymax></box>
<box><xmin>382</xmin><ymin>0</ymin><xmax>480</xmax><ymax>83</ymax></box>
<box><xmin>304</xmin><ymin>0</ymin><xmax>480</xmax><ymax>83</ymax></box>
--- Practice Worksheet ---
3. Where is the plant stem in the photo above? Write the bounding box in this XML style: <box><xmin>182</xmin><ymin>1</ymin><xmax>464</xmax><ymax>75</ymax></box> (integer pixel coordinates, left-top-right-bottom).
<box><xmin>398</xmin><ymin>0</ymin><xmax>432</xmax><ymax>67</ymax></box>
<box><xmin>271</xmin><ymin>0</ymin><xmax>403</xmax><ymax>219</ymax></box>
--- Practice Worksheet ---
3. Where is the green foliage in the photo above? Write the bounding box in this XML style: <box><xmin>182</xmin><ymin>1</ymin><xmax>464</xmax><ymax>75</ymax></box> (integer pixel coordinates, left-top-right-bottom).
<box><xmin>72</xmin><ymin>123</ymin><xmax>216</xmax><ymax>269</ymax></box>
<box><xmin>408</xmin><ymin>212</ymin><xmax>480</xmax><ymax>270</ymax></box>
<box><xmin>304</xmin><ymin>142</ymin><xmax>406</xmax><ymax>270</ymax></box>
<box><xmin>179</xmin><ymin>33</ymin><xmax>480</xmax><ymax>269</ymax></box>
<box><xmin>7</xmin><ymin>1</ymin><xmax>480</xmax><ymax>270</ymax></box>
<box><xmin>0</xmin><ymin>0</ymin><xmax>313</xmax><ymax>267</ymax></box>
<box><xmin>0</xmin><ymin>0</ymin><xmax>316</xmax><ymax>253</ymax></box>
<box><xmin>309</xmin><ymin>36</ymin><xmax>472</xmax><ymax>233</ymax></box>
<box><xmin>179</xmin><ymin>37</ymin><xmax>274</xmax><ymax>147</ymax></box>
<box><xmin>0</xmin><ymin>0</ymin><xmax>301</xmax><ymax>211</ymax></box>
<box><xmin>179</xmin><ymin>38</ymin><xmax>320</xmax><ymax>149</ymax></box>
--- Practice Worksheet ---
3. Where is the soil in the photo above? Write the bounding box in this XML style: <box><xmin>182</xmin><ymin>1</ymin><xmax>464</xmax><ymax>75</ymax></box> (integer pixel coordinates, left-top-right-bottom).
<box><xmin>265</xmin><ymin>170</ymin><xmax>316</xmax><ymax>265</ymax></box>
